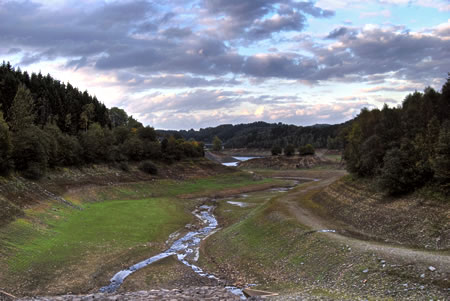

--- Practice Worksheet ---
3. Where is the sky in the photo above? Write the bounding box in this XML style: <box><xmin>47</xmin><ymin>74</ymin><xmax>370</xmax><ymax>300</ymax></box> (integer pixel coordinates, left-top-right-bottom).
<box><xmin>1</xmin><ymin>0</ymin><xmax>449</xmax><ymax>130</ymax></box>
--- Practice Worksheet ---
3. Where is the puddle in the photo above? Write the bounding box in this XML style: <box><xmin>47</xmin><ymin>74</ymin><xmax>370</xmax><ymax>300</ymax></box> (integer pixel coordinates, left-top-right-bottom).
<box><xmin>317</xmin><ymin>229</ymin><xmax>336</xmax><ymax>233</ymax></box>
<box><xmin>227</xmin><ymin>201</ymin><xmax>250</xmax><ymax>207</ymax></box>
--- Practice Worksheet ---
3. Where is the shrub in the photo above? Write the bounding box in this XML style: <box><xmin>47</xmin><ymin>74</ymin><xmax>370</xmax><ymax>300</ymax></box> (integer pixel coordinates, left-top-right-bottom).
<box><xmin>118</xmin><ymin>161</ymin><xmax>130</xmax><ymax>172</ymax></box>
<box><xmin>138</xmin><ymin>161</ymin><xmax>158</xmax><ymax>175</ymax></box>
<box><xmin>22</xmin><ymin>162</ymin><xmax>46</xmax><ymax>180</ymax></box>
<box><xmin>284</xmin><ymin>144</ymin><xmax>296</xmax><ymax>156</ymax></box>
<box><xmin>271</xmin><ymin>145</ymin><xmax>282</xmax><ymax>156</ymax></box>
<box><xmin>299</xmin><ymin>144</ymin><xmax>315</xmax><ymax>156</ymax></box>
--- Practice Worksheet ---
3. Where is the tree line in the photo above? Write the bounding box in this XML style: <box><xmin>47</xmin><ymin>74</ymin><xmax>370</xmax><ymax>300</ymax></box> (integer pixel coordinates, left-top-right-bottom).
<box><xmin>0</xmin><ymin>62</ymin><xmax>204</xmax><ymax>179</ymax></box>
<box><xmin>342</xmin><ymin>75</ymin><xmax>450</xmax><ymax>195</ymax></box>
<box><xmin>158</xmin><ymin>121</ymin><xmax>344</xmax><ymax>150</ymax></box>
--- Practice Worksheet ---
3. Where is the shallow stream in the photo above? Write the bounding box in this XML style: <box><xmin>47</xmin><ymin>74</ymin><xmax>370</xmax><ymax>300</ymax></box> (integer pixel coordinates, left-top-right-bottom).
<box><xmin>99</xmin><ymin>177</ymin><xmax>331</xmax><ymax>299</ymax></box>
<box><xmin>99</xmin><ymin>204</ymin><xmax>248</xmax><ymax>298</ymax></box>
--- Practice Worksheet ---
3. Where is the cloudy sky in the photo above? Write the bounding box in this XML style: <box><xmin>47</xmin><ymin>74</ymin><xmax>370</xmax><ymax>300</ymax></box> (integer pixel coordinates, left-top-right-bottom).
<box><xmin>1</xmin><ymin>0</ymin><xmax>449</xmax><ymax>129</ymax></box>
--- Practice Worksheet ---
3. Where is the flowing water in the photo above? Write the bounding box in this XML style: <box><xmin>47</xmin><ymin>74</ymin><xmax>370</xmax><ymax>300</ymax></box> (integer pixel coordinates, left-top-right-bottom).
<box><xmin>99</xmin><ymin>204</ymin><xmax>247</xmax><ymax>299</ymax></box>
<box><xmin>99</xmin><ymin>177</ymin><xmax>331</xmax><ymax>299</ymax></box>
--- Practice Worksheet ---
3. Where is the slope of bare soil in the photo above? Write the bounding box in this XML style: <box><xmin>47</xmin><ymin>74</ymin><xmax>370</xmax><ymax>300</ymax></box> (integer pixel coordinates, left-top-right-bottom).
<box><xmin>238</xmin><ymin>154</ymin><xmax>333</xmax><ymax>169</ymax></box>
<box><xmin>0</xmin><ymin>158</ymin><xmax>231</xmax><ymax>226</ymax></box>
<box><xmin>313</xmin><ymin>177</ymin><xmax>450</xmax><ymax>250</ymax></box>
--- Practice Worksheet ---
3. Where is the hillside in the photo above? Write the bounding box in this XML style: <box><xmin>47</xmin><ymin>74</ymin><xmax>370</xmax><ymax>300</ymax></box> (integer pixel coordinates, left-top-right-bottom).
<box><xmin>157</xmin><ymin>121</ymin><xmax>345</xmax><ymax>149</ymax></box>
<box><xmin>0</xmin><ymin>159</ymin><xmax>230</xmax><ymax>227</ymax></box>
<box><xmin>314</xmin><ymin>176</ymin><xmax>450</xmax><ymax>250</ymax></box>
<box><xmin>238</xmin><ymin>154</ymin><xmax>334</xmax><ymax>169</ymax></box>
<box><xmin>0</xmin><ymin>62</ymin><xmax>205</xmax><ymax>181</ymax></box>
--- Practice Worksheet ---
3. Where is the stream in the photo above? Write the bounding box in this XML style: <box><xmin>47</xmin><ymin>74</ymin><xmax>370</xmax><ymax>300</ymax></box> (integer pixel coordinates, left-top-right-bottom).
<box><xmin>99</xmin><ymin>177</ymin><xmax>332</xmax><ymax>299</ymax></box>
<box><xmin>99</xmin><ymin>204</ymin><xmax>247</xmax><ymax>299</ymax></box>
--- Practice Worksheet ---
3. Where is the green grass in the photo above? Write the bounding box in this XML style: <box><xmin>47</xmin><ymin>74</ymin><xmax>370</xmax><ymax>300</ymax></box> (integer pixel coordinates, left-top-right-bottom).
<box><xmin>74</xmin><ymin>172</ymin><xmax>274</xmax><ymax>203</ymax></box>
<box><xmin>0</xmin><ymin>170</ymin><xmax>280</xmax><ymax>294</ymax></box>
<box><xmin>7</xmin><ymin>198</ymin><xmax>189</xmax><ymax>273</ymax></box>
<box><xmin>323</xmin><ymin>154</ymin><xmax>341</xmax><ymax>162</ymax></box>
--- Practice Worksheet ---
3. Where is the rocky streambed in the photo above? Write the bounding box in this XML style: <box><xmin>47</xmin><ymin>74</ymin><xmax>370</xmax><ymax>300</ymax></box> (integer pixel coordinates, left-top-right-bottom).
<box><xmin>97</xmin><ymin>179</ymin><xmax>306</xmax><ymax>299</ymax></box>
<box><xmin>15</xmin><ymin>287</ymin><xmax>242</xmax><ymax>300</ymax></box>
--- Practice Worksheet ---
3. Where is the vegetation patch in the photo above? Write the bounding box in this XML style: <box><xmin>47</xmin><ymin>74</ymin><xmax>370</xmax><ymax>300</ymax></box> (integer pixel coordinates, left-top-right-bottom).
<box><xmin>0</xmin><ymin>170</ymin><xmax>277</xmax><ymax>296</ymax></box>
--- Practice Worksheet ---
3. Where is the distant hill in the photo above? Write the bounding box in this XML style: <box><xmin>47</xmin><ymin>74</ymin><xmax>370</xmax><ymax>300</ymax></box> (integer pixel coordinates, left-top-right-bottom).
<box><xmin>157</xmin><ymin>121</ymin><xmax>346</xmax><ymax>149</ymax></box>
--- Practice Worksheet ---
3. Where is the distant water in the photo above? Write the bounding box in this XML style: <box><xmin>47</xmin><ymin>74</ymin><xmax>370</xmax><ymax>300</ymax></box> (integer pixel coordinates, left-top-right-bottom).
<box><xmin>222</xmin><ymin>156</ymin><xmax>260</xmax><ymax>167</ymax></box>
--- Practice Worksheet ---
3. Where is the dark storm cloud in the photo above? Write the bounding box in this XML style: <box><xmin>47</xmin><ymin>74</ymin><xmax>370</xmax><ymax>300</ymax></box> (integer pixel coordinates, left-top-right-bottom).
<box><xmin>79</xmin><ymin>0</ymin><xmax>154</xmax><ymax>29</ymax></box>
<box><xmin>201</xmin><ymin>0</ymin><xmax>334</xmax><ymax>40</ymax></box>
<box><xmin>246</xmin><ymin>11</ymin><xmax>306</xmax><ymax>40</ymax></box>
<box><xmin>291</xmin><ymin>1</ymin><xmax>334</xmax><ymax>18</ymax></box>
<box><xmin>325</xmin><ymin>27</ymin><xmax>348</xmax><ymax>39</ymax></box>
<box><xmin>1</xmin><ymin>0</ymin><xmax>448</xmax><ymax>87</ymax></box>
<box><xmin>315</xmin><ymin>27</ymin><xmax>450</xmax><ymax>82</ymax></box>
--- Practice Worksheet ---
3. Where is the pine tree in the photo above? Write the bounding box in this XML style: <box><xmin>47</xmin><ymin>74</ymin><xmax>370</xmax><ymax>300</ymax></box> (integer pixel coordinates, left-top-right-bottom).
<box><xmin>0</xmin><ymin>111</ymin><xmax>12</xmax><ymax>174</ymax></box>
<box><xmin>212</xmin><ymin>136</ymin><xmax>222</xmax><ymax>151</ymax></box>
<box><xmin>432</xmin><ymin>122</ymin><xmax>450</xmax><ymax>192</ymax></box>
<box><xmin>7</xmin><ymin>84</ymin><xmax>35</xmax><ymax>132</ymax></box>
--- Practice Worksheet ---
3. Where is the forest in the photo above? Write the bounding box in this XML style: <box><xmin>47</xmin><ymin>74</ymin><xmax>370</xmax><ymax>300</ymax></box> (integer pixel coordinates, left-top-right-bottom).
<box><xmin>342</xmin><ymin>76</ymin><xmax>450</xmax><ymax>195</ymax></box>
<box><xmin>158</xmin><ymin>121</ymin><xmax>345</xmax><ymax>149</ymax></box>
<box><xmin>1</xmin><ymin>61</ymin><xmax>448</xmax><ymax>196</ymax></box>
<box><xmin>0</xmin><ymin>62</ymin><xmax>204</xmax><ymax>179</ymax></box>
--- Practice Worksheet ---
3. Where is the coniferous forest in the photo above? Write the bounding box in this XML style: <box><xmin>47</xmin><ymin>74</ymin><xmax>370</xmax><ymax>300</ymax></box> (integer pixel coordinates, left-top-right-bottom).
<box><xmin>342</xmin><ymin>76</ymin><xmax>450</xmax><ymax>195</ymax></box>
<box><xmin>0</xmin><ymin>62</ymin><xmax>204</xmax><ymax>179</ymax></box>
<box><xmin>0</xmin><ymin>61</ymin><xmax>449</xmax><ymax>196</ymax></box>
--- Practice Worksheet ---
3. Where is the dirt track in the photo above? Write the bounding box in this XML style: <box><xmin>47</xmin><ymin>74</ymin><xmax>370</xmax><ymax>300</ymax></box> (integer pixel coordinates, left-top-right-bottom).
<box><xmin>279</xmin><ymin>172</ymin><xmax>450</xmax><ymax>273</ymax></box>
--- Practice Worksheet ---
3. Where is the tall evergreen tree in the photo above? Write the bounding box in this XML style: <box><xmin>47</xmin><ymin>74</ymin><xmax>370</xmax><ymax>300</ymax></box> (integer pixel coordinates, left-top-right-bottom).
<box><xmin>7</xmin><ymin>84</ymin><xmax>35</xmax><ymax>132</ymax></box>
<box><xmin>0</xmin><ymin>111</ymin><xmax>12</xmax><ymax>174</ymax></box>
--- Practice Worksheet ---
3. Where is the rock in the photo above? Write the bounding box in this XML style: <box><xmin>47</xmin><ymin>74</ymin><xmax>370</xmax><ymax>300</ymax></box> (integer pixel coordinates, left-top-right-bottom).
<box><xmin>428</xmin><ymin>266</ymin><xmax>436</xmax><ymax>272</ymax></box>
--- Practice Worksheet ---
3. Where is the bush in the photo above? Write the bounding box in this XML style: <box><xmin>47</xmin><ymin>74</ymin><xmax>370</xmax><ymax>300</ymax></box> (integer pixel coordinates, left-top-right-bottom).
<box><xmin>138</xmin><ymin>161</ymin><xmax>158</xmax><ymax>175</ymax></box>
<box><xmin>22</xmin><ymin>162</ymin><xmax>46</xmax><ymax>180</ymax></box>
<box><xmin>299</xmin><ymin>144</ymin><xmax>315</xmax><ymax>156</ymax></box>
<box><xmin>379</xmin><ymin>147</ymin><xmax>424</xmax><ymax>195</ymax></box>
<box><xmin>284</xmin><ymin>144</ymin><xmax>296</xmax><ymax>156</ymax></box>
<box><xmin>271</xmin><ymin>145</ymin><xmax>282</xmax><ymax>156</ymax></box>
<box><xmin>118</xmin><ymin>161</ymin><xmax>130</xmax><ymax>172</ymax></box>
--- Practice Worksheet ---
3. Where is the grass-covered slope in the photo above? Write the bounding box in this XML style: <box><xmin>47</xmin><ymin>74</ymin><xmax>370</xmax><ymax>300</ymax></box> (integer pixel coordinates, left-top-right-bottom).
<box><xmin>0</xmin><ymin>163</ymin><xmax>282</xmax><ymax>297</ymax></box>
<box><xmin>200</xmin><ymin>169</ymin><xmax>450</xmax><ymax>300</ymax></box>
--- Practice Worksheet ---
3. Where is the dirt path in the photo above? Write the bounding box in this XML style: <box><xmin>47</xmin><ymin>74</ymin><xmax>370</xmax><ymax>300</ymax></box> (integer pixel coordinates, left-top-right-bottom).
<box><xmin>279</xmin><ymin>174</ymin><xmax>450</xmax><ymax>272</ymax></box>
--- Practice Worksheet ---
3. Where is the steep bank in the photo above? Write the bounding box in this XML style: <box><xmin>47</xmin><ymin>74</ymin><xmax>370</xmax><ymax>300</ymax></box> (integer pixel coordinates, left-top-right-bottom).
<box><xmin>238</xmin><ymin>154</ymin><xmax>333</xmax><ymax>169</ymax></box>
<box><xmin>0</xmin><ymin>158</ymin><xmax>231</xmax><ymax>227</ymax></box>
<box><xmin>200</xmin><ymin>169</ymin><xmax>449</xmax><ymax>300</ymax></box>
<box><xmin>0</xmin><ymin>162</ymin><xmax>286</xmax><ymax>297</ymax></box>
<box><xmin>313</xmin><ymin>177</ymin><xmax>450</xmax><ymax>250</ymax></box>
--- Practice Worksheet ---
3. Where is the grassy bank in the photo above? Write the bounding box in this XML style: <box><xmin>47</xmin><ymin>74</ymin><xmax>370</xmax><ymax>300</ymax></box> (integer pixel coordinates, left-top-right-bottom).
<box><xmin>200</xmin><ymin>169</ymin><xmax>449</xmax><ymax>300</ymax></box>
<box><xmin>0</xmin><ymin>169</ymin><xmax>281</xmax><ymax>296</ymax></box>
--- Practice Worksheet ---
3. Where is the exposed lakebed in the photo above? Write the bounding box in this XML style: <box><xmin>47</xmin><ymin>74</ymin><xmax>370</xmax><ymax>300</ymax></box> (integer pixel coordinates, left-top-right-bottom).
<box><xmin>99</xmin><ymin>177</ymin><xmax>319</xmax><ymax>299</ymax></box>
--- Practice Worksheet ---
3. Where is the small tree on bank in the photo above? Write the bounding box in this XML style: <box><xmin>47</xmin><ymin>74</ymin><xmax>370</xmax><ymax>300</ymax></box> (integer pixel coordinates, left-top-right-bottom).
<box><xmin>299</xmin><ymin>144</ymin><xmax>315</xmax><ymax>156</ymax></box>
<box><xmin>271</xmin><ymin>145</ymin><xmax>282</xmax><ymax>156</ymax></box>
<box><xmin>284</xmin><ymin>144</ymin><xmax>295</xmax><ymax>156</ymax></box>
<box><xmin>212</xmin><ymin>136</ymin><xmax>222</xmax><ymax>151</ymax></box>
